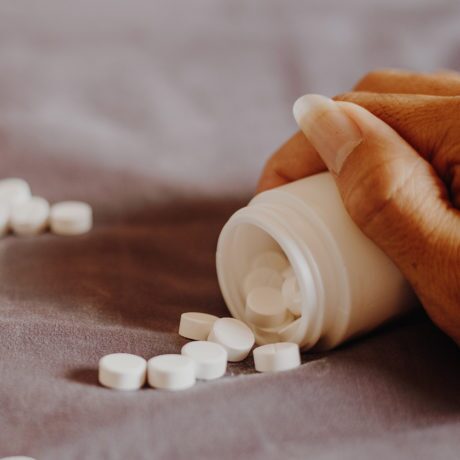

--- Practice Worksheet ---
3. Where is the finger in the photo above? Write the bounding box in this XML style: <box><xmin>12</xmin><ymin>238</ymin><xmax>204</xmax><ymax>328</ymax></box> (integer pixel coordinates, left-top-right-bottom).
<box><xmin>333</xmin><ymin>91</ymin><xmax>460</xmax><ymax>205</ymax></box>
<box><xmin>432</xmin><ymin>69</ymin><xmax>460</xmax><ymax>79</ymax></box>
<box><xmin>353</xmin><ymin>68</ymin><xmax>460</xmax><ymax>96</ymax></box>
<box><xmin>258</xmin><ymin>69</ymin><xmax>460</xmax><ymax>194</ymax></box>
<box><xmin>256</xmin><ymin>130</ymin><xmax>326</xmax><ymax>193</ymax></box>
<box><xmin>293</xmin><ymin>94</ymin><xmax>460</xmax><ymax>344</ymax></box>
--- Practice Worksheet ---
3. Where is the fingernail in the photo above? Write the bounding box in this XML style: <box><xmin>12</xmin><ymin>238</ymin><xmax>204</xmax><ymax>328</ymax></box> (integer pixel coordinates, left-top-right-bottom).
<box><xmin>293</xmin><ymin>94</ymin><xmax>363</xmax><ymax>174</ymax></box>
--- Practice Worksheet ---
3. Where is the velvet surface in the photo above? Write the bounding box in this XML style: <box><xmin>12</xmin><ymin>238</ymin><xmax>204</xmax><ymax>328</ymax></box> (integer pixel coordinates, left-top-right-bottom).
<box><xmin>0</xmin><ymin>1</ymin><xmax>459</xmax><ymax>458</ymax></box>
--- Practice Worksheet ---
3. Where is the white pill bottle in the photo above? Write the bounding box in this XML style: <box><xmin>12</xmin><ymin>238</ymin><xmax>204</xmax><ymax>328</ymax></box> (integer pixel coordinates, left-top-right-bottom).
<box><xmin>216</xmin><ymin>172</ymin><xmax>416</xmax><ymax>351</ymax></box>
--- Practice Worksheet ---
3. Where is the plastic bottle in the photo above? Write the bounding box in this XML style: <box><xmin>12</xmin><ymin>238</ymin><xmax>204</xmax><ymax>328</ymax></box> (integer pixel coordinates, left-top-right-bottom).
<box><xmin>216</xmin><ymin>172</ymin><xmax>416</xmax><ymax>351</ymax></box>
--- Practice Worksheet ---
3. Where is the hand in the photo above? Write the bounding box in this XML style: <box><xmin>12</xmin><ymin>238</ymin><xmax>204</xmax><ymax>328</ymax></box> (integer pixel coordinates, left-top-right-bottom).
<box><xmin>257</xmin><ymin>69</ymin><xmax>460</xmax><ymax>345</ymax></box>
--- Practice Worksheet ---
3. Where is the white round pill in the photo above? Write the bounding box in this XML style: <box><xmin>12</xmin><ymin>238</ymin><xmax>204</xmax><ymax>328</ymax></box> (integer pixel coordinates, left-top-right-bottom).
<box><xmin>98</xmin><ymin>353</ymin><xmax>147</xmax><ymax>390</ymax></box>
<box><xmin>282</xmin><ymin>276</ymin><xmax>302</xmax><ymax>316</ymax></box>
<box><xmin>242</xmin><ymin>267</ymin><xmax>283</xmax><ymax>297</ymax></box>
<box><xmin>0</xmin><ymin>178</ymin><xmax>31</xmax><ymax>208</ymax></box>
<box><xmin>50</xmin><ymin>201</ymin><xmax>93</xmax><ymax>235</ymax></box>
<box><xmin>179</xmin><ymin>312</ymin><xmax>219</xmax><ymax>341</ymax></box>
<box><xmin>207</xmin><ymin>317</ymin><xmax>255</xmax><ymax>362</ymax></box>
<box><xmin>10</xmin><ymin>196</ymin><xmax>50</xmax><ymax>236</ymax></box>
<box><xmin>0</xmin><ymin>203</ymin><xmax>10</xmax><ymax>236</ymax></box>
<box><xmin>253</xmin><ymin>342</ymin><xmax>301</xmax><ymax>372</ymax></box>
<box><xmin>0</xmin><ymin>457</ymin><xmax>36</xmax><ymax>460</ymax></box>
<box><xmin>246</xmin><ymin>286</ymin><xmax>287</xmax><ymax>328</ymax></box>
<box><xmin>148</xmin><ymin>354</ymin><xmax>196</xmax><ymax>390</ymax></box>
<box><xmin>181</xmin><ymin>341</ymin><xmax>227</xmax><ymax>380</ymax></box>
<box><xmin>251</xmin><ymin>250</ymin><xmax>289</xmax><ymax>272</ymax></box>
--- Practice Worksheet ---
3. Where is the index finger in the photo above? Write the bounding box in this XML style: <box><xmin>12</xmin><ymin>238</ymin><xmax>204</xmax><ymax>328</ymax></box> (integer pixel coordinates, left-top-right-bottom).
<box><xmin>354</xmin><ymin>69</ymin><xmax>460</xmax><ymax>96</ymax></box>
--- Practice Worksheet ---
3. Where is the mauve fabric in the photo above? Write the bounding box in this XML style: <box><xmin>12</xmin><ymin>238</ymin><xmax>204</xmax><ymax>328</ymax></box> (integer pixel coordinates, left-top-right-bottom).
<box><xmin>1</xmin><ymin>1</ymin><xmax>460</xmax><ymax>459</ymax></box>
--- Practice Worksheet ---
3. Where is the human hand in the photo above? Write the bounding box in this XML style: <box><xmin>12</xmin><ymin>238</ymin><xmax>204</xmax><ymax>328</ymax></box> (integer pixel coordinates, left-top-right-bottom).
<box><xmin>257</xmin><ymin>69</ymin><xmax>460</xmax><ymax>345</ymax></box>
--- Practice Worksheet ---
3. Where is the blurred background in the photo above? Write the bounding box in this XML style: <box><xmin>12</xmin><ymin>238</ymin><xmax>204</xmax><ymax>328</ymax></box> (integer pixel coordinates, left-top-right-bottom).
<box><xmin>0</xmin><ymin>0</ymin><xmax>460</xmax><ymax>197</ymax></box>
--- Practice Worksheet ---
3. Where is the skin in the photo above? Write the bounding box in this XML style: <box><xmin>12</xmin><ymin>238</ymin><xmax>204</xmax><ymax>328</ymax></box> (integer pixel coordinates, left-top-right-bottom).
<box><xmin>257</xmin><ymin>69</ymin><xmax>460</xmax><ymax>345</ymax></box>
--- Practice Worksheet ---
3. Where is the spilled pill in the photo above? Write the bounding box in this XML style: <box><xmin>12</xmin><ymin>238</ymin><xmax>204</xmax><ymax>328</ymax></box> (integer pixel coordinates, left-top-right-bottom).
<box><xmin>50</xmin><ymin>201</ymin><xmax>93</xmax><ymax>236</ymax></box>
<box><xmin>0</xmin><ymin>178</ymin><xmax>31</xmax><ymax>208</ymax></box>
<box><xmin>253</xmin><ymin>342</ymin><xmax>301</xmax><ymax>372</ymax></box>
<box><xmin>208</xmin><ymin>317</ymin><xmax>255</xmax><ymax>362</ymax></box>
<box><xmin>179</xmin><ymin>312</ymin><xmax>219</xmax><ymax>341</ymax></box>
<box><xmin>11</xmin><ymin>196</ymin><xmax>50</xmax><ymax>236</ymax></box>
<box><xmin>0</xmin><ymin>457</ymin><xmax>37</xmax><ymax>460</ymax></box>
<box><xmin>148</xmin><ymin>354</ymin><xmax>196</xmax><ymax>390</ymax></box>
<box><xmin>98</xmin><ymin>353</ymin><xmax>147</xmax><ymax>390</ymax></box>
<box><xmin>181</xmin><ymin>341</ymin><xmax>227</xmax><ymax>380</ymax></box>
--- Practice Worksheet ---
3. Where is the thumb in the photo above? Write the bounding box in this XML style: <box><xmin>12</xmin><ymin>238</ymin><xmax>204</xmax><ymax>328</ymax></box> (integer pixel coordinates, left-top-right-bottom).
<box><xmin>332</xmin><ymin>92</ymin><xmax>460</xmax><ymax>207</ymax></box>
<box><xmin>292</xmin><ymin>94</ymin><xmax>449</xmax><ymax>254</ymax></box>
<box><xmin>292</xmin><ymin>95</ymin><xmax>460</xmax><ymax>338</ymax></box>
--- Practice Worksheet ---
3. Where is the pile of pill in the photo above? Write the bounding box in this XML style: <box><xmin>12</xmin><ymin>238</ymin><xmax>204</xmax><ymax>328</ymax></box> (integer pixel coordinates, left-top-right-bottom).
<box><xmin>0</xmin><ymin>178</ymin><xmax>92</xmax><ymax>237</ymax></box>
<box><xmin>98</xmin><ymin>248</ymin><xmax>303</xmax><ymax>391</ymax></box>
<box><xmin>243</xmin><ymin>249</ymin><xmax>303</xmax><ymax>342</ymax></box>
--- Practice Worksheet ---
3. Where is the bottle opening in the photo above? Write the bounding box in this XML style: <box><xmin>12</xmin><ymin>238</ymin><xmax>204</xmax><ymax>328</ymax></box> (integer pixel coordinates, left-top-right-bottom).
<box><xmin>216</xmin><ymin>209</ymin><xmax>320</xmax><ymax>348</ymax></box>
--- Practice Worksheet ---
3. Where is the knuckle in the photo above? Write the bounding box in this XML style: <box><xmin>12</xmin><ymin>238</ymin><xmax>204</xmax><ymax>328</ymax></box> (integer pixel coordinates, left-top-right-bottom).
<box><xmin>342</xmin><ymin>155</ymin><xmax>420</xmax><ymax>234</ymax></box>
<box><xmin>344</xmin><ymin>166</ymin><xmax>395</xmax><ymax>230</ymax></box>
<box><xmin>353</xmin><ymin>70</ymin><xmax>387</xmax><ymax>91</ymax></box>
<box><xmin>353</xmin><ymin>68</ymin><xmax>402</xmax><ymax>91</ymax></box>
